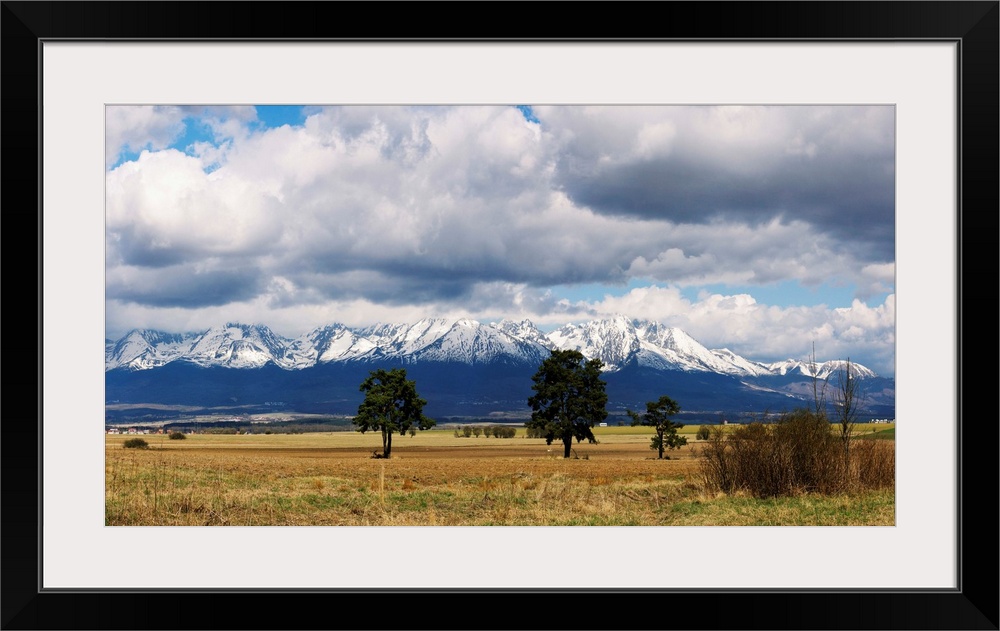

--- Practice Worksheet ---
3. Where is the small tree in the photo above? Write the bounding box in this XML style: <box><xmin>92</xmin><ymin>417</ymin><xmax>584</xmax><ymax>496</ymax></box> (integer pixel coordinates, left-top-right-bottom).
<box><xmin>696</xmin><ymin>425</ymin><xmax>711</xmax><ymax>440</ymax></box>
<box><xmin>627</xmin><ymin>395</ymin><xmax>687</xmax><ymax>459</ymax></box>
<box><xmin>472</xmin><ymin>426</ymin><xmax>482</xmax><ymax>438</ymax></box>
<box><xmin>354</xmin><ymin>368</ymin><xmax>435</xmax><ymax>458</ymax></box>
<box><xmin>526</xmin><ymin>349</ymin><xmax>608</xmax><ymax>458</ymax></box>
<box><xmin>832</xmin><ymin>357</ymin><xmax>865</xmax><ymax>463</ymax></box>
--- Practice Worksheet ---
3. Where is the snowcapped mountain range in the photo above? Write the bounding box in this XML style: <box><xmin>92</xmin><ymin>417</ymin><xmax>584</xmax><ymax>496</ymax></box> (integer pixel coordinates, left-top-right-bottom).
<box><xmin>105</xmin><ymin>316</ymin><xmax>879</xmax><ymax>379</ymax></box>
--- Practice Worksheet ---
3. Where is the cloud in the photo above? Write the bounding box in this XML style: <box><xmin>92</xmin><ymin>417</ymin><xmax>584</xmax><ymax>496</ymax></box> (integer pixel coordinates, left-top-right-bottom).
<box><xmin>106</xmin><ymin>105</ymin><xmax>258</xmax><ymax>168</ymax></box>
<box><xmin>106</xmin><ymin>149</ymin><xmax>285</xmax><ymax>267</ymax></box>
<box><xmin>106</xmin><ymin>262</ymin><xmax>266</xmax><ymax>308</ymax></box>
<box><xmin>587</xmin><ymin>286</ymin><xmax>895</xmax><ymax>373</ymax></box>
<box><xmin>106</xmin><ymin>106</ymin><xmax>186</xmax><ymax>168</ymax></box>
<box><xmin>536</xmin><ymin>105</ymin><xmax>895</xmax><ymax>260</ymax></box>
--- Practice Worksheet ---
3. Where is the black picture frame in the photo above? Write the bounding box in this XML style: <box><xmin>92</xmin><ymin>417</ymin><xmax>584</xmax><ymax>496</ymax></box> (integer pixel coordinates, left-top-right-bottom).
<box><xmin>4</xmin><ymin>2</ymin><xmax>997</xmax><ymax>629</ymax></box>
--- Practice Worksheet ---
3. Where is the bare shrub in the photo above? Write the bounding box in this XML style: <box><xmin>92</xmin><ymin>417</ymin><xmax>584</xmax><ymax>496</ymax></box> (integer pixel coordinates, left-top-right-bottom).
<box><xmin>771</xmin><ymin>409</ymin><xmax>845</xmax><ymax>495</ymax></box>
<box><xmin>699</xmin><ymin>426</ymin><xmax>735</xmax><ymax>493</ymax></box>
<box><xmin>851</xmin><ymin>439</ymin><xmax>895</xmax><ymax>490</ymax></box>
<box><xmin>699</xmin><ymin>409</ymin><xmax>892</xmax><ymax>498</ymax></box>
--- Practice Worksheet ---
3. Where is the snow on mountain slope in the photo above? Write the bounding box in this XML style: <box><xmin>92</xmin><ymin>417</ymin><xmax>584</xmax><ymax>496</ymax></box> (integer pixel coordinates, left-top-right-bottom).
<box><xmin>185</xmin><ymin>323</ymin><xmax>294</xmax><ymax>369</ymax></box>
<box><xmin>544</xmin><ymin>316</ymin><xmax>770</xmax><ymax>375</ymax></box>
<box><xmin>814</xmin><ymin>359</ymin><xmax>878</xmax><ymax>380</ymax></box>
<box><xmin>709</xmin><ymin>348</ymin><xmax>772</xmax><ymax>376</ymax></box>
<box><xmin>414</xmin><ymin>318</ymin><xmax>549</xmax><ymax>365</ymax></box>
<box><xmin>105</xmin><ymin>317</ymin><xmax>880</xmax><ymax>379</ymax></box>
<box><xmin>765</xmin><ymin>358</ymin><xmax>877</xmax><ymax>380</ymax></box>
<box><xmin>354</xmin><ymin>318</ymin><xmax>455</xmax><ymax>359</ymax></box>
<box><xmin>633</xmin><ymin>320</ymin><xmax>728</xmax><ymax>372</ymax></box>
<box><xmin>491</xmin><ymin>319</ymin><xmax>553</xmax><ymax>349</ymax></box>
<box><xmin>290</xmin><ymin>324</ymin><xmax>376</xmax><ymax>364</ymax></box>
<box><xmin>105</xmin><ymin>329</ymin><xmax>198</xmax><ymax>371</ymax></box>
<box><xmin>546</xmin><ymin>315</ymin><xmax>640</xmax><ymax>370</ymax></box>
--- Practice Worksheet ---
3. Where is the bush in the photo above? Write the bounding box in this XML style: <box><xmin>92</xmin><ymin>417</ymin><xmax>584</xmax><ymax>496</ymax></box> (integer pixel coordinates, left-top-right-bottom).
<box><xmin>852</xmin><ymin>438</ymin><xmax>895</xmax><ymax>488</ymax></box>
<box><xmin>491</xmin><ymin>426</ymin><xmax>516</xmax><ymax>438</ymax></box>
<box><xmin>524</xmin><ymin>425</ymin><xmax>544</xmax><ymax>439</ymax></box>
<box><xmin>168</xmin><ymin>431</ymin><xmax>186</xmax><ymax>440</ymax></box>
<box><xmin>123</xmin><ymin>438</ymin><xmax>149</xmax><ymax>449</ymax></box>
<box><xmin>696</xmin><ymin>425</ymin><xmax>711</xmax><ymax>440</ymax></box>
<box><xmin>699</xmin><ymin>409</ymin><xmax>893</xmax><ymax>498</ymax></box>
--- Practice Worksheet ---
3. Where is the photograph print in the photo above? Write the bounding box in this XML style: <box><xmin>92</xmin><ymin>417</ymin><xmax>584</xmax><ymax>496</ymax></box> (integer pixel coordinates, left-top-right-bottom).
<box><xmin>105</xmin><ymin>104</ymin><xmax>896</xmax><ymax>526</ymax></box>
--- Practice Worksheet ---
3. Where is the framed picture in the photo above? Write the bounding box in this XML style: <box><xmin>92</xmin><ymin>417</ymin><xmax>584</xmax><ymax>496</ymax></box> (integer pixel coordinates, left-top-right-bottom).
<box><xmin>7</xmin><ymin>2</ymin><xmax>997</xmax><ymax>629</ymax></box>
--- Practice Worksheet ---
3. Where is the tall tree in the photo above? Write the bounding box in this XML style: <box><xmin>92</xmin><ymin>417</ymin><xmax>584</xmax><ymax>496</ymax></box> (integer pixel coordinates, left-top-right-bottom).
<box><xmin>526</xmin><ymin>349</ymin><xmax>608</xmax><ymax>458</ymax></box>
<box><xmin>627</xmin><ymin>395</ymin><xmax>687</xmax><ymax>459</ymax></box>
<box><xmin>354</xmin><ymin>368</ymin><xmax>435</xmax><ymax>458</ymax></box>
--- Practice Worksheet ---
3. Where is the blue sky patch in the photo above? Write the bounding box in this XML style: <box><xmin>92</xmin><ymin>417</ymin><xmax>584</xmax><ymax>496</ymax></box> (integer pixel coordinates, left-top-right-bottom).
<box><xmin>254</xmin><ymin>105</ymin><xmax>306</xmax><ymax>130</ymax></box>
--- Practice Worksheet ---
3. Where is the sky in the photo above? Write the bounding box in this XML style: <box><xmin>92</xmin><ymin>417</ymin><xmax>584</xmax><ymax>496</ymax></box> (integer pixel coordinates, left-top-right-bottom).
<box><xmin>105</xmin><ymin>105</ymin><xmax>895</xmax><ymax>376</ymax></box>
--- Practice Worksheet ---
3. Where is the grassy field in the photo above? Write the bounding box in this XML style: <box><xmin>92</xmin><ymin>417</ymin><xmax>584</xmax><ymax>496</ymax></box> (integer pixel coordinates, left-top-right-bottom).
<box><xmin>106</xmin><ymin>424</ymin><xmax>894</xmax><ymax>526</ymax></box>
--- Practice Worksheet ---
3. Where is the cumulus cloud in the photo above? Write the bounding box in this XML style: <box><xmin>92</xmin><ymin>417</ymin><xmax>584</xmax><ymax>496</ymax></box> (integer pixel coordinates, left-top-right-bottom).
<box><xmin>105</xmin><ymin>105</ymin><xmax>258</xmax><ymax>168</ymax></box>
<box><xmin>106</xmin><ymin>106</ymin><xmax>185</xmax><ymax>168</ymax></box>
<box><xmin>106</xmin><ymin>149</ymin><xmax>285</xmax><ymax>267</ymax></box>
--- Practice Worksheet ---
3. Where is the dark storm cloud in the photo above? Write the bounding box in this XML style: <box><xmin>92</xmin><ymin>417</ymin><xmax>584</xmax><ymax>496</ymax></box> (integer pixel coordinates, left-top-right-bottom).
<box><xmin>111</xmin><ymin>231</ymin><xmax>193</xmax><ymax>268</ymax></box>
<box><xmin>107</xmin><ymin>265</ymin><xmax>266</xmax><ymax>308</ymax></box>
<box><xmin>542</xmin><ymin>105</ymin><xmax>895</xmax><ymax>261</ymax></box>
<box><xmin>278</xmin><ymin>268</ymin><xmax>475</xmax><ymax>306</ymax></box>
<box><xmin>561</xmin><ymin>152</ymin><xmax>894</xmax><ymax>259</ymax></box>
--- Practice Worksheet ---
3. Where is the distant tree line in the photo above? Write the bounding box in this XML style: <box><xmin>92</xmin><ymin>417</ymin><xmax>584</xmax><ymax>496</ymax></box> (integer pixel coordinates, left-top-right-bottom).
<box><xmin>453</xmin><ymin>425</ymin><xmax>517</xmax><ymax>438</ymax></box>
<box><xmin>163</xmin><ymin>417</ymin><xmax>355</xmax><ymax>435</ymax></box>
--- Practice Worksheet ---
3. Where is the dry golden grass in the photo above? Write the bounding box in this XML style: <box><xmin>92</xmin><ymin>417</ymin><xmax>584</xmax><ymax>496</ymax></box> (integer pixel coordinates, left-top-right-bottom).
<box><xmin>106</xmin><ymin>429</ymin><xmax>893</xmax><ymax>526</ymax></box>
